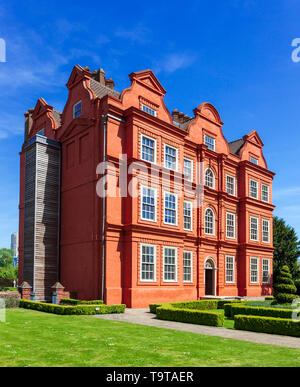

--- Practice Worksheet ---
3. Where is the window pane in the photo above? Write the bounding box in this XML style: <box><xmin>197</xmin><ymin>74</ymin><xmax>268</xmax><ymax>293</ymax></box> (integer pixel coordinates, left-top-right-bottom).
<box><xmin>183</xmin><ymin>251</ymin><xmax>192</xmax><ymax>282</ymax></box>
<box><xmin>205</xmin><ymin>135</ymin><xmax>215</xmax><ymax>151</ymax></box>
<box><xmin>250</xmin><ymin>258</ymin><xmax>258</xmax><ymax>283</ymax></box>
<box><xmin>262</xmin><ymin>259</ymin><xmax>270</xmax><ymax>283</ymax></box>
<box><xmin>164</xmin><ymin>248</ymin><xmax>177</xmax><ymax>281</ymax></box>
<box><xmin>226</xmin><ymin>175</ymin><xmax>235</xmax><ymax>195</ymax></box>
<box><xmin>142</xmin><ymin>187</ymin><xmax>156</xmax><ymax>221</ymax></box>
<box><xmin>250</xmin><ymin>180</ymin><xmax>258</xmax><ymax>199</ymax></box>
<box><xmin>205</xmin><ymin>169</ymin><xmax>215</xmax><ymax>188</ymax></box>
<box><xmin>262</xmin><ymin>220</ymin><xmax>270</xmax><ymax>243</ymax></box>
<box><xmin>142</xmin><ymin>104</ymin><xmax>156</xmax><ymax>117</ymax></box>
<box><xmin>184</xmin><ymin>158</ymin><xmax>192</xmax><ymax>181</ymax></box>
<box><xmin>262</xmin><ymin>185</ymin><xmax>269</xmax><ymax>202</ymax></box>
<box><xmin>164</xmin><ymin>193</ymin><xmax>177</xmax><ymax>225</ymax></box>
<box><xmin>74</xmin><ymin>102</ymin><xmax>82</xmax><ymax>118</ymax></box>
<box><xmin>205</xmin><ymin>209</ymin><xmax>214</xmax><ymax>234</ymax></box>
<box><xmin>226</xmin><ymin>256</ymin><xmax>234</xmax><ymax>283</ymax></box>
<box><xmin>184</xmin><ymin>201</ymin><xmax>192</xmax><ymax>230</ymax></box>
<box><xmin>165</xmin><ymin>146</ymin><xmax>177</xmax><ymax>170</ymax></box>
<box><xmin>141</xmin><ymin>245</ymin><xmax>155</xmax><ymax>281</ymax></box>
<box><xmin>226</xmin><ymin>213</ymin><xmax>235</xmax><ymax>238</ymax></box>
<box><xmin>142</xmin><ymin>136</ymin><xmax>155</xmax><ymax>162</ymax></box>
<box><xmin>250</xmin><ymin>217</ymin><xmax>258</xmax><ymax>241</ymax></box>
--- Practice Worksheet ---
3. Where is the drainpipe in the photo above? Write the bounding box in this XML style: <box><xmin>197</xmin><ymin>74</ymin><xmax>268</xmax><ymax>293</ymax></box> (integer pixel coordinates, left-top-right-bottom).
<box><xmin>101</xmin><ymin>115</ymin><xmax>108</xmax><ymax>302</ymax></box>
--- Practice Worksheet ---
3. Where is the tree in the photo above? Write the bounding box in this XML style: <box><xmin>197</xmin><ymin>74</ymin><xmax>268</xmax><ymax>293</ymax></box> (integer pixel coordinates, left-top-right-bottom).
<box><xmin>0</xmin><ymin>249</ymin><xmax>14</xmax><ymax>268</ymax></box>
<box><xmin>273</xmin><ymin>217</ymin><xmax>300</xmax><ymax>281</ymax></box>
<box><xmin>273</xmin><ymin>265</ymin><xmax>298</xmax><ymax>304</ymax></box>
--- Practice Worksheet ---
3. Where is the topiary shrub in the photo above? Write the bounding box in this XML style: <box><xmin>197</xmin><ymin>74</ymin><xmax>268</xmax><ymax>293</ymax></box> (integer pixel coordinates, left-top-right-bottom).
<box><xmin>295</xmin><ymin>279</ymin><xmax>300</xmax><ymax>296</ymax></box>
<box><xmin>273</xmin><ymin>266</ymin><xmax>298</xmax><ymax>304</ymax></box>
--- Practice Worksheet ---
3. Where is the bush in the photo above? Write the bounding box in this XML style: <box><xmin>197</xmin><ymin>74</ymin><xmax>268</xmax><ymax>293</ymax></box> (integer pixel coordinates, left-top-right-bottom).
<box><xmin>19</xmin><ymin>300</ymin><xmax>125</xmax><ymax>315</ymax></box>
<box><xmin>60</xmin><ymin>298</ymin><xmax>104</xmax><ymax>305</ymax></box>
<box><xmin>150</xmin><ymin>300</ymin><xmax>242</xmax><ymax>315</ymax></box>
<box><xmin>274</xmin><ymin>266</ymin><xmax>298</xmax><ymax>304</ymax></box>
<box><xmin>294</xmin><ymin>279</ymin><xmax>300</xmax><ymax>295</ymax></box>
<box><xmin>228</xmin><ymin>304</ymin><xmax>298</xmax><ymax>320</ymax></box>
<box><xmin>235</xmin><ymin>315</ymin><xmax>300</xmax><ymax>338</ymax></box>
<box><xmin>157</xmin><ymin>306</ymin><xmax>224</xmax><ymax>327</ymax></box>
<box><xmin>265</xmin><ymin>296</ymin><xmax>275</xmax><ymax>301</ymax></box>
<box><xmin>2</xmin><ymin>298</ymin><xmax>20</xmax><ymax>308</ymax></box>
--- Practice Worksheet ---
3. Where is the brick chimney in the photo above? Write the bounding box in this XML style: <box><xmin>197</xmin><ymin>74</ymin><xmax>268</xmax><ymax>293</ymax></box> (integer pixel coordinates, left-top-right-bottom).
<box><xmin>105</xmin><ymin>78</ymin><xmax>115</xmax><ymax>89</ymax></box>
<box><xmin>99</xmin><ymin>68</ymin><xmax>105</xmax><ymax>85</ymax></box>
<box><xmin>24</xmin><ymin>108</ymin><xmax>34</xmax><ymax>143</ymax></box>
<box><xmin>178</xmin><ymin>112</ymin><xmax>184</xmax><ymax>123</ymax></box>
<box><xmin>172</xmin><ymin>109</ymin><xmax>179</xmax><ymax>122</ymax></box>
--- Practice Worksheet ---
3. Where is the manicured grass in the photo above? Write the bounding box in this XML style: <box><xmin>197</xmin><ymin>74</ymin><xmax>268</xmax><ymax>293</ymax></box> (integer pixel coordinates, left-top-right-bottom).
<box><xmin>245</xmin><ymin>300</ymin><xmax>297</xmax><ymax>309</ymax></box>
<box><xmin>210</xmin><ymin>310</ymin><xmax>234</xmax><ymax>329</ymax></box>
<box><xmin>0</xmin><ymin>309</ymin><xmax>300</xmax><ymax>367</ymax></box>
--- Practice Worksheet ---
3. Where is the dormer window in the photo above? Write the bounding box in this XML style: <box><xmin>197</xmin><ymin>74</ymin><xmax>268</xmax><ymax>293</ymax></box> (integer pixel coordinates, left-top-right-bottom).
<box><xmin>141</xmin><ymin>104</ymin><xmax>157</xmax><ymax>117</ymax></box>
<box><xmin>204</xmin><ymin>135</ymin><xmax>215</xmax><ymax>151</ymax></box>
<box><xmin>73</xmin><ymin>101</ymin><xmax>82</xmax><ymax>119</ymax></box>
<box><xmin>250</xmin><ymin>157</ymin><xmax>258</xmax><ymax>165</ymax></box>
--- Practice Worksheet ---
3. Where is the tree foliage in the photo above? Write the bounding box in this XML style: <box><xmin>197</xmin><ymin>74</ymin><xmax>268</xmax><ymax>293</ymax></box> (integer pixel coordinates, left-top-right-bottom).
<box><xmin>273</xmin><ymin>266</ymin><xmax>298</xmax><ymax>304</ymax></box>
<box><xmin>0</xmin><ymin>248</ymin><xmax>17</xmax><ymax>279</ymax></box>
<box><xmin>273</xmin><ymin>217</ymin><xmax>300</xmax><ymax>280</ymax></box>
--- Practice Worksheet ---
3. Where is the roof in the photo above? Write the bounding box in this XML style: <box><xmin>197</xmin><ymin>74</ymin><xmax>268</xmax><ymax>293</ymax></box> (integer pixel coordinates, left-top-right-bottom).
<box><xmin>89</xmin><ymin>78</ymin><xmax>120</xmax><ymax>99</ymax></box>
<box><xmin>228</xmin><ymin>139</ymin><xmax>245</xmax><ymax>155</ymax></box>
<box><xmin>173</xmin><ymin>118</ymin><xmax>194</xmax><ymax>131</ymax></box>
<box><xmin>52</xmin><ymin>109</ymin><xmax>62</xmax><ymax>127</ymax></box>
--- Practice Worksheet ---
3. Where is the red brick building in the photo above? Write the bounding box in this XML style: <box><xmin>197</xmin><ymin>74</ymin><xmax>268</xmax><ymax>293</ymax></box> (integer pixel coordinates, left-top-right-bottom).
<box><xmin>18</xmin><ymin>65</ymin><xmax>275</xmax><ymax>307</ymax></box>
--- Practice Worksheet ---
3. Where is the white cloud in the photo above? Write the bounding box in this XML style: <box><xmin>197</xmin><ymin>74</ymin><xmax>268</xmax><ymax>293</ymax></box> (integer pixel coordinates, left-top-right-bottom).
<box><xmin>115</xmin><ymin>23</ymin><xmax>151</xmax><ymax>44</ymax></box>
<box><xmin>154</xmin><ymin>52</ymin><xmax>197</xmax><ymax>74</ymax></box>
<box><xmin>273</xmin><ymin>187</ymin><xmax>300</xmax><ymax>198</ymax></box>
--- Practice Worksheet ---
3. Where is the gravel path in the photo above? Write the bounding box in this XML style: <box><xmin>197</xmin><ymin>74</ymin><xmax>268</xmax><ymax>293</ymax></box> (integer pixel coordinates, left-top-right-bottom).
<box><xmin>94</xmin><ymin>308</ymin><xmax>300</xmax><ymax>349</ymax></box>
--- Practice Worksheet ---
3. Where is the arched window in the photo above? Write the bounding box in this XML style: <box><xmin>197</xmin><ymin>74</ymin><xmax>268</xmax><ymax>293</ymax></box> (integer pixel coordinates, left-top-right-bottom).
<box><xmin>205</xmin><ymin>208</ymin><xmax>215</xmax><ymax>235</ymax></box>
<box><xmin>205</xmin><ymin>168</ymin><xmax>215</xmax><ymax>189</ymax></box>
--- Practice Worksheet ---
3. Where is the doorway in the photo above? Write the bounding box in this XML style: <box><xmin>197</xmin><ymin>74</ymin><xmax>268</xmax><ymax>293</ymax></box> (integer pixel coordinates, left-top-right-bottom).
<box><xmin>204</xmin><ymin>258</ymin><xmax>216</xmax><ymax>296</ymax></box>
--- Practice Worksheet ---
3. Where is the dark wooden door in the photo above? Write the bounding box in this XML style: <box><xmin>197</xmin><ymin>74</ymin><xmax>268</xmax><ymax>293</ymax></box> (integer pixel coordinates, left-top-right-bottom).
<box><xmin>205</xmin><ymin>270</ymin><xmax>213</xmax><ymax>295</ymax></box>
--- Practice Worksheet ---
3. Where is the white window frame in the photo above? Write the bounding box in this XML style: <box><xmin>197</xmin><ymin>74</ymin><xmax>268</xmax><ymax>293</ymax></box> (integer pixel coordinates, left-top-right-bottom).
<box><xmin>73</xmin><ymin>100</ymin><xmax>82</xmax><ymax>119</ymax></box>
<box><xmin>164</xmin><ymin>144</ymin><xmax>178</xmax><ymax>172</ymax></box>
<box><xmin>163</xmin><ymin>246</ymin><xmax>178</xmax><ymax>283</ymax></box>
<box><xmin>250</xmin><ymin>157</ymin><xmax>259</xmax><ymax>165</ymax></box>
<box><xmin>205</xmin><ymin>168</ymin><xmax>215</xmax><ymax>189</ymax></box>
<box><xmin>250</xmin><ymin>257</ymin><xmax>259</xmax><ymax>284</ymax></box>
<box><xmin>140</xmin><ymin>244</ymin><xmax>156</xmax><ymax>282</ymax></box>
<box><xmin>204</xmin><ymin>135</ymin><xmax>216</xmax><ymax>151</ymax></box>
<box><xmin>163</xmin><ymin>191</ymin><xmax>178</xmax><ymax>226</ymax></box>
<box><xmin>140</xmin><ymin>134</ymin><xmax>157</xmax><ymax>164</ymax></box>
<box><xmin>183</xmin><ymin>251</ymin><xmax>193</xmax><ymax>283</ymax></box>
<box><xmin>262</xmin><ymin>259</ymin><xmax>270</xmax><ymax>284</ymax></box>
<box><xmin>225</xmin><ymin>255</ymin><xmax>235</xmax><ymax>284</ymax></box>
<box><xmin>140</xmin><ymin>185</ymin><xmax>158</xmax><ymax>223</ymax></box>
<box><xmin>226</xmin><ymin>174</ymin><xmax>236</xmax><ymax>196</ymax></box>
<box><xmin>250</xmin><ymin>216</ymin><xmax>259</xmax><ymax>241</ymax></box>
<box><xmin>204</xmin><ymin>207</ymin><xmax>215</xmax><ymax>236</ymax></box>
<box><xmin>261</xmin><ymin>184</ymin><xmax>270</xmax><ymax>203</ymax></box>
<box><xmin>226</xmin><ymin>212</ymin><xmax>236</xmax><ymax>239</ymax></box>
<box><xmin>183</xmin><ymin>157</ymin><xmax>193</xmax><ymax>182</ymax></box>
<box><xmin>249</xmin><ymin>179</ymin><xmax>258</xmax><ymax>199</ymax></box>
<box><xmin>141</xmin><ymin>104</ymin><xmax>157</xmax><ymax>117</ymax></box>
<box><xmin>262</xmin><ymin>219</ymin><xmax>270</xmax><ymax>243</ymax></box>
<box><xmin>183</xmin><ymin>200</ymin><xmax>193</xmax><ymax>231</ymax></box>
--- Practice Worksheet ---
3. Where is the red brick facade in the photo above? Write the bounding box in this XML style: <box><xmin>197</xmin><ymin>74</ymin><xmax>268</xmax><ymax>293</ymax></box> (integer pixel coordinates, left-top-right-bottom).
<box><xmin>18</xmin><ymin>66</ymin><xmax>275</xmax><ymax>307</ymax></box>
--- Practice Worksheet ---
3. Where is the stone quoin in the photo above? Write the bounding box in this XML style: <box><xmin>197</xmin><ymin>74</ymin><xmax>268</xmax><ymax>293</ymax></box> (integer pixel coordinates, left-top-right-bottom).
<box><xmin>18</xmin><ymin>65</ymin><xmax>275</xmax><ymax>307</ymax></box>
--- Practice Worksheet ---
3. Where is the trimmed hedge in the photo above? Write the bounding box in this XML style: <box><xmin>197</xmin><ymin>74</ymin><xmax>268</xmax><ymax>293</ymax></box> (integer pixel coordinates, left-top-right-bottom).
<box><xmin>265</xmin><ymin>296</ymin><xmax>275</xmax><ymax>301</ymax></box>
<box><xmin>2</xmin><ymin>298</ymin><xmax>20</xmax><ymax>308</ymax></box>
<box><xmin>157</xmin><ymin>306</ymin><xmax>224</xmax><ymax>327</ymax></box>
<box><xmin>150</xmin><ymin>300</ymin><xmax>242</xmax><ymax>314</ymax></box>
<box><xmin>235</xmin><ymin>315</ymin><xmax>300</xmax><ymax>338</ymax></box>
<box><xmin>60</xmin><ymin>298</ymin><xmax>104</xmax><ymax>305</ymax></box>
<box><xmin>20</xmin><ymin>300</ymin><xmax>125</xmax><ymax>315</ymax></box>
<box><xmin>228</xmin><ymin>304</ymin><xmax>299</xmax><ymax>320</ymax></box>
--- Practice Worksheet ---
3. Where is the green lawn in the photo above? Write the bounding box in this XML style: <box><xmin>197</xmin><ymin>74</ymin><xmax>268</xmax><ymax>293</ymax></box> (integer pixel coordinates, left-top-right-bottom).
<box><xmin>1</xmin><ymin>309</ymin><xmax>300</xmax><ymax>367</ymax></box>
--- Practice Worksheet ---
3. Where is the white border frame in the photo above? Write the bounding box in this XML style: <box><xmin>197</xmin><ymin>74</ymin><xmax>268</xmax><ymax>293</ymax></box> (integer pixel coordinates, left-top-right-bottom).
<box><xmin>205</xmin><ymin>167</ymin><xmax>216</xmax><ymax>189</ymax></box>
<box><xmin>226</xmin><ymin>212</ymin><xmax>236</xmax><ymax>239</ymax></box>
<box><xmin>183</xmin><ymin>250</ymin><xmax>193</xmax><ymax>283</ymax></box>
<box><xmin>183</xmin><ymin>200</ymin><xmax>193</xmax><ymax>232</ymax></box>
<box><xmin>164</xmin><ymin>144</ymin><xmax>178</xmax><ymax>172</ymax></box>
<box><xmin>163</xmin><ymin>246</ymin><xmax>178</xmax><ymax>283</ymax></box>
<box><xmin>262</xmin><ymin>219</ymin><xmax>270</xmax><ymax>243</ymax></box>
<box><xmin>141</xmin><ymin>103</ymin><xmax>157</xmax><ymax>117</ymax></box>
<box><xmin>249</xmin><ymin>179</ymin><xmax>259</xmax><ymax>199</ymax></box>
<box><xmin>250</xmin><ymin>257</ymin><xmax>259</xmax><ymax>284</ymax></box>
<box><xmin>250</xmin><ymin>216</ymin><xmax>259</xmax><ymax>242</ymax></box>
<box><xmin>73</xmin><ymin>100</ymin><xmax>82</xmax><ymax>119</ymax></box>
<box><xmin>262</xmin><ymin>258</ymin><xmax>270</xmax><ymax>284</ymax></box>
<box><xmin>204</xmin><ymin>134</ymin><xmax>216</xmax><ymax>151</ymax></box>
<box><xmin>204</xmin><ymin>207</ymin><xmax>215</xmax><ymax>236</ymax></box>
<box><xmin>225</xmin><ymin>255</ymin><xmax>235</xmax><ymax>284</ymax></box>
<box><xmin>261</xmin><ymin>184</ymin><xmax>270</xmax><ymax>203</ymax></box>
<box><xmin>140</xmin><ymin>133</ymin><xmax>157</xmax><ymax>164</ymax></box>
<box><xmin>183</xmin><ymin>157</ymin><xmax>194</xmax><ymax>182</ymax></box>
<box><xmin>140</xmin><ymin>185</ymin><xmax>158</xmax><ymax>223</ymax></box>
<box><xmin>226</xmin><ymin>174</ymin><xmax>236</xmax><ymax>196</ymax></box>
<box><xmin>140</xmin><ymin>243</ymin><xmax>157</xmax><ymax>283</ymax></box>
<box><xmin>163</xmin><ymin>191</ymin><xmax>178</xmax><ymax>226</ymax></box>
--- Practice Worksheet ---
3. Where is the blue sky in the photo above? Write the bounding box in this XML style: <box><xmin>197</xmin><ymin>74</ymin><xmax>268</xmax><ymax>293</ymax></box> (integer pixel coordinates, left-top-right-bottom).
<box><xmin>0</xmin><ymin>0</ymin><xmax>300</xmax><ymax>248</ymax></box>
